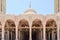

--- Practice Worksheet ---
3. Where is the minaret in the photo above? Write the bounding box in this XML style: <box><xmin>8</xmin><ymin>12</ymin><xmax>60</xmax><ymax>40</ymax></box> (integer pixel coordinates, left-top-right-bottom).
<box><xmin>54</xmin><ymin>0</ymin><xmax>60</xmax><ymax>14</ymax></box>
<box><xmin>0</xmin><ymin>0</ymin><xmax>6</xmax><ymax>14</ymax></box>
<box><xmin>29</xmin><ymin>0</ymin><xmax>31</xmax><ymax>8</ymax></box>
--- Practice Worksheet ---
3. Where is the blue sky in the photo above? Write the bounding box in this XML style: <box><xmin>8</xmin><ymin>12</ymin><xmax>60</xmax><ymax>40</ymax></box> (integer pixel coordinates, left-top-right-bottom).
<box><xmin>6</xmin><ymin>0</ymin><xmax>54</xmax><ymax>15</ymax></box>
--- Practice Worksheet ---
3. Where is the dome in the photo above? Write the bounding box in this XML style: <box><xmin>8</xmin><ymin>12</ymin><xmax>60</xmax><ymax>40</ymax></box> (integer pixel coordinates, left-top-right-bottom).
<box><xmin>24</xmin><ymin>8</ymin><xmax>37</xmax><ymax>13</ymax></box>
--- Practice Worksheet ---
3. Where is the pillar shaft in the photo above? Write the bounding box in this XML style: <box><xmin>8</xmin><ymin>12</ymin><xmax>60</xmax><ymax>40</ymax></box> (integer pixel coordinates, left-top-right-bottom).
<box><xmin>57</xmin><ymin>25</ymin><xmax>59</xmax><ymax>40</ymax></box>
<box><xmin>41</xmin><ymin>30</ymin><xmax>42</xmax><ymax>40</ymax></box>
<box><xmin>29</xmin><ymin>26</ymin><xmax>32</xmax><ymax>40</ymax></box>
<box><xmin>52</xmin><ymin>30</ymin><xmax>55</xmax><ymax>40</ymax></box>
<box><xmin>43</xmin><ymin>24</ymin><xmax>46</xmax><ymax>40</ymax></box>
<box><xmin>29</xmin><ymin>22</ymin><xmax>32</xmax><ymax>40</ymax></box>
<box><xmin>16</xmin><ymin>23</ymin><xmax>18</xmax><ymax>40</ymax></box>
<box><xmin>2</xmin><ymin>23</ymin><xmax>4</xmax><ymax>40</ymax></box>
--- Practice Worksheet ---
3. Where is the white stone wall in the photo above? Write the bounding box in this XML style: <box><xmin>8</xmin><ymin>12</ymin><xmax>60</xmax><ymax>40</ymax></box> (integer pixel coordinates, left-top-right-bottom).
<box><xmin>0</xmin><ymin>10</ymin><xmax>59</xmax><ymax>40</ymax></box>
<box><xmin>0</xmin><ymin>0</ymin><xmax>6</xmax><ymax>14</ymax></box>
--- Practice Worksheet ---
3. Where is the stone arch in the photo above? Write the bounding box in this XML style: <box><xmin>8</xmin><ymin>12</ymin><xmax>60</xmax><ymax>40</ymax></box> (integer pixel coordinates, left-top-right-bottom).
<box><xmin>32</xmin><ymin>19</ymin><xmax>43</xmax><ymax>27</ymax></box>
<box><xmin>32</xmin><ymin>19</ymin><xmax>43</xmax><ymax>40</ymax></box>
<box><xmin>18</xmin><ymin>19</ymin><xmax>29</xmax><ymax>27</ymax></box>
<box><xmin>46</xmin><ymin>19</ymin><xmax>57</xmax><ymax>27</ymax></box>
<box><xmin>5</xmin><ymin>19</ymin><xmax>15</xmax><ymax>27</ymax></box>
<box><xmin>18</xmin><ymin>19</ymin><xmax>29</xmax><ymax>40</ymax></box>
<box><xmin>4</xmin><ymin>19</ymin><xmax>16</xmax><ymax>40</ymax></box>
<box><xmin>46</xmin><ymin>19</ymin><xmax>57</xmax><ymax>40</ymax></box>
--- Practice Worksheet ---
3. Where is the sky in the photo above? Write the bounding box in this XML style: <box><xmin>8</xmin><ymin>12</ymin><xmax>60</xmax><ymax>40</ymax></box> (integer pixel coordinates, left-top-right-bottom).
<box><xmin>6</xmin><ymin>0</ymin><xmax>54</xmax><ymax>15</ymax></box>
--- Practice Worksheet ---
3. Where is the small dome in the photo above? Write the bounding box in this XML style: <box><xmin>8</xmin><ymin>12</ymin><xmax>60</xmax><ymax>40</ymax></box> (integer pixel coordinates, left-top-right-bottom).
<box><xmin>24</xmin><ymin>8</ymin><xmax>37</xmax><ymax>13</ymax></box>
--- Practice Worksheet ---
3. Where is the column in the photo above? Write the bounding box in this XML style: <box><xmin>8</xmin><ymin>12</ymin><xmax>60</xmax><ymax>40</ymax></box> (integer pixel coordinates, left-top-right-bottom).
<box><xmin>41</xmin><ymin>30</ymin><xmax>42</xmax><ymax>40</ymax></box>
<box><xmin>29</xmin><ymin>23</ymin><xmax>32</xmax><ymax>40</ymax></box>
<box><xmin>2</xmin><ymin>23</ymin><xmax>4</xmax><ymax>40</ymax></box>
<box><xmin>43</xmin><ymin>24</ymin><xmax>46</xmax><ymax>40</ymax></box>
<box><xmin>38</xmin><ymin>31</ymin><xmax>40</xmax><ymax>40</ymax></box>
<box><xmin>57</xmin><ymin>24</ymin><xmax>59</xmax><ymax>40</ymax></box>
<box><xmin>49</xmin><ymin>32</ymin><xmax>50</xmax><ymax>40</ymax></box>
<box><xmin>52</xmin><ymin>30</ymin><xmax>53</xmax><ymax>40</ymax></box>
<box><xmin>52</xmin><ymin>30</ymin><xmax>55</xmax><ymax>40</ymax></box>
<box><xmin>19</xmin><ymin>31</ymin><xmax>20</xmax><ymax>40</ymax></box>
<box><xmin>16</xmin><ymin>23</ymin><xmax>18</xmax><ymax>40</ymax></box>
<box><xmin>8</xmin><ymin>30</ymin><xmax>9</xmax><ymax>40</ymax></box>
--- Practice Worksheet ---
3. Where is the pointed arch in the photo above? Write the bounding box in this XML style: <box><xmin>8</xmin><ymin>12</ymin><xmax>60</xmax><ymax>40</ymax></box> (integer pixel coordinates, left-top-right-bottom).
<box><xmin>46</xmin><ymin>19</ymin><xmax>57</xmax><ymax>40</ymax></box>
<box><xmin>18</xmin><ymin>19</ymin><xmax>29</xmax><ymax>40</ymax></box>
<box><xmin>32</xmin><ymin>19</ymin><xmax>43</xmax><ymax>27</ymax></box>
<box><xmin>46</xmin><ymin>19</ymin><xmax>57</xmax><ymax>27</ymax></box>
<box><xmin>18</xmin><ymin>19</ymin><xmax>29</xmax><ymax>27</ymax></box>
<box><xmin>4</xmin><ymin>19</ymin><xmax>16</xmax><ymax>40</ymax></box>
<box><xmin>5</xmin><ymin>19</ymin><xmax>15</xmax><ymax>27</ymax></box>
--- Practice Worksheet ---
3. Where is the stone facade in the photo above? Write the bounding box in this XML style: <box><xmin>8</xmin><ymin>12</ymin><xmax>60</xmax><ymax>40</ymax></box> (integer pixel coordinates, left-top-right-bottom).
<box><xmin>0</xmin><ymin>0</ymin><xmax>60</xmax><ymax>40</ymax></box>
<box><xmin>54</xmin><ymin>0</ymin><xmax>60</xmax><ymax>13</ymax></box>
<box><xmin>0</xmin><ymin>0</ymin><xmax>6</xmax><ymax>14</ymax></box>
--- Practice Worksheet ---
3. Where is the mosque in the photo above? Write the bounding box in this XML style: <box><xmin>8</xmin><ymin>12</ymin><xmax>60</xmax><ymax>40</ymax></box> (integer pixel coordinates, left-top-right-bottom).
<box><xmin>0</xmin><ymin>0</ymin><xmax>60</xmax><ymax>40</ymax></box>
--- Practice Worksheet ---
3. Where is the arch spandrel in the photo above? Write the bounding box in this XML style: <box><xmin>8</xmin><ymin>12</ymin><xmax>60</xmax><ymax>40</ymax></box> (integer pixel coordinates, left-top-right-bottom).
<box><xmin>5</xmin><ymin>15</ymin><xmax>16</xmax><ymax>23</ymax></box>
<box><xmin>18</xmin><ymin>15</ymin><xmax>30</xmax><ymax>22</ymax></box>
<box><xmin>45</xmin><ymin>15</ymin><xmax>57</xmax><ymax>22</ymax></box>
